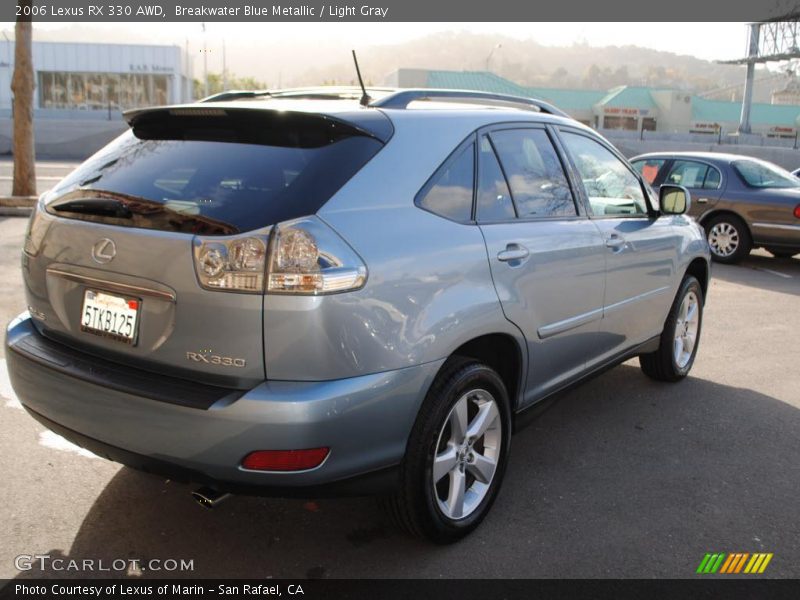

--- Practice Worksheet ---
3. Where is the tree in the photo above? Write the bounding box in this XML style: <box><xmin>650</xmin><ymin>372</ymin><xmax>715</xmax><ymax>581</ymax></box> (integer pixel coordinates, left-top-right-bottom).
<box><xmin>11</xmin><ymin>5</ymin><xmax>36</xmax><ymax>197</ymax></box>
<box><xmin>193</xmin><ymin>72</ymin><xmax>267</xmax><ymax>98</ymax></box>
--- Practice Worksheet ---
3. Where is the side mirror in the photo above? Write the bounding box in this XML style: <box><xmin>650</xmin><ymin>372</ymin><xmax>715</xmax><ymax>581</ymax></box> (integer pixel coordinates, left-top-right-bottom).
<box><xmin>659</xmin><ymin>185</ymin><xmax>691</xmax><ymax>215</ymax></box>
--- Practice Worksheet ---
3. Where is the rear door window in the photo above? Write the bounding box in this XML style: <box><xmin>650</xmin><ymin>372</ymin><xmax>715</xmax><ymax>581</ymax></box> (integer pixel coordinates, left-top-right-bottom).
<box><xmin>477</xmin><ymin>135</ymin><xmax>515</xmax><ymax>221</ymax></box>
<box><xmin>46</xmin><ymin>110</ymin><xmax>385</xmax><ymax>235</ymax></box>
<box><xmin>489</xmin><ymin>129</ymin><xmax>577</xmax><ymax>218</ymax></box>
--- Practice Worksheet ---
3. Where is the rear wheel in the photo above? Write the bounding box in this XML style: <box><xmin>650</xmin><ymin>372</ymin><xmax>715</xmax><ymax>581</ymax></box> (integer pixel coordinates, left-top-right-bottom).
<box><xmin>766</xmin><ymin>247</ymin><xmax>799</xmax><ymax>259</ymax></box>
<box><xmin>385</xmin><ymin>358</ymin><xmax>511</xmax><ymax>544</ymax></box>
<box><xmin>640</xmin><ymin>275</ymin><xmax>703</xmax><ymax>382</ymax></box>
<box><xmin>705</xmin><ymin>214</ymin><xmax>751</xmax><ymax>264</ymax></box>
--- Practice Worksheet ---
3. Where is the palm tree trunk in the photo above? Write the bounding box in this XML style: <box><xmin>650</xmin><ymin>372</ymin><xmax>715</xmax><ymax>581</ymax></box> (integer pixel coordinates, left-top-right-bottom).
<box><xmin>11</xmin><ymin>12</ymin><xmax>36</xmax><ymax>197</ymax></box>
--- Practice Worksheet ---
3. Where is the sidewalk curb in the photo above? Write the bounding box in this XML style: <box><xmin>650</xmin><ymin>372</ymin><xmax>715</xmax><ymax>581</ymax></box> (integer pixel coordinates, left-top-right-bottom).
<box><xmin>0</xmin><ymin>196</ymin><xmax>36</xmax><ymax>217</ymax></box>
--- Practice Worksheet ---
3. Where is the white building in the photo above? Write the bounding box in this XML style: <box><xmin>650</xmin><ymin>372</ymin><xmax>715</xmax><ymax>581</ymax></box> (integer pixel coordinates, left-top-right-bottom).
<box><xmin>0</xmin><ymin>41</ymin><xmax>194</xmax><ymax>118</ymax></box>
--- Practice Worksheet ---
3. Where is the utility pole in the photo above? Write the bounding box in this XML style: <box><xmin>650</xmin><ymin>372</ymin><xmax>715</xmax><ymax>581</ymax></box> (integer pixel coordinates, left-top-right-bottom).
<box><xmin>12</xmin><ymin>3</ymin><xmax>36</xmax><ymax>197</ymax></box>
<box><xmin>739</xmin><ymin>23</ymin><xmax>760</xmax><ymax>134</ymax></box>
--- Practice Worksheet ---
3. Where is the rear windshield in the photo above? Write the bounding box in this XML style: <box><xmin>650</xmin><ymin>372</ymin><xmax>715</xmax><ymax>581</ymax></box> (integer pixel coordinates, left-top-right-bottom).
<box><xmin>732</xmin><ymin>159</ymin><xmax>799</xmax><ymax>189</ymax></box>
<box><xmin>46</xmin><ymin>111</ymin><xmax>384</xmax><ymax>235</ymax></box>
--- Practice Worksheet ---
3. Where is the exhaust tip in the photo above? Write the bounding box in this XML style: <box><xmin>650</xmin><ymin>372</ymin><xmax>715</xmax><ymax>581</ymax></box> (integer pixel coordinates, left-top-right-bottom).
<box><xmin>192</xmin><ymin>486</ymin><xmax>231</xmax><ymax>509</ymax></box>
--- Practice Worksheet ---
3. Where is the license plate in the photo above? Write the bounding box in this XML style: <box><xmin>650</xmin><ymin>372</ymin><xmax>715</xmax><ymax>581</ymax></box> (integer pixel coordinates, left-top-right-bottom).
<box><xmin>80</xmin><ymin>289</ymin><xmax>140</xmax><ymax>344</ymax></box>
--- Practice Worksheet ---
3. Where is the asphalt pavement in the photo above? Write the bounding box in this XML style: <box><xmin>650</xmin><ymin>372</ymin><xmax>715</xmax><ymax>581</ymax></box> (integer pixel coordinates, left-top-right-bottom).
<box><xmin>0</xmin><ymin>214</ymin><xmax>798</xmax><ymax>579</ymax></box>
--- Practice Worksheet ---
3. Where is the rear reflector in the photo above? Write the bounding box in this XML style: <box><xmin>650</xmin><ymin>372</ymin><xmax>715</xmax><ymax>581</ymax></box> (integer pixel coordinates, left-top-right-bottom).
<box><xmin>794</xmin><ymin>204</ymin><xmax>800</xmax><ymax>219</ymax></box>
<box><xmin>241</xmin><ymin>448</ymin><xmax>329</xmax><ymax>472</ymax></box>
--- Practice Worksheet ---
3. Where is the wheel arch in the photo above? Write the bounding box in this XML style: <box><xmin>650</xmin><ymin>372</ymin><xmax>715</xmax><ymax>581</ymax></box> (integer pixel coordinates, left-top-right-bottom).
<box><xmin>446</xmin><ymin>333</ymin><xmax>525</xmax><ymax>414</ymax></box>
<box><xmin>697</xmin><ymin>209</ymin><xmax>753</xmax><ymax>240</ymax></box>
<box><xmin>684</xmin><ymin>257</ymin><xmax>710</xmax><ymax>302</ymax></box>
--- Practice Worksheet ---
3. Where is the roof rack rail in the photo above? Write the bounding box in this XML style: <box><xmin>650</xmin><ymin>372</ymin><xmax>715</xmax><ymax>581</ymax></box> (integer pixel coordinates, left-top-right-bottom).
<box><xmin>200</xmin><ymin>87</ymin><xmax>399</xmax><ymax>104</ymax></box>
<box><xmin>370</xmin><ymin>89</ymin><xmax>571</xmax><ymax>118</ymax></box>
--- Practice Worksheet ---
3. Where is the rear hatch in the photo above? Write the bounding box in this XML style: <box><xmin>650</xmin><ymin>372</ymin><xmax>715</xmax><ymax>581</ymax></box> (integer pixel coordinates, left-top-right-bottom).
<box><xmin>22</xmin><ymin>105</ymin><xmax>386</xmax><ymax>389</ymax></box>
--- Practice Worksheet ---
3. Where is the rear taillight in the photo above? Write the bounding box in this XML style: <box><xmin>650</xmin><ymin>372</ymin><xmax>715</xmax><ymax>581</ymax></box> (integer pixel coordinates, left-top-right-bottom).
<box><xmin>193</xmin><ymin>233</ymin><xmax>269</xmax><ymax>293</ymax></box>
<box><xmin>266</xmin><ymin>216</ymin><xmax>367</xmax><ymax>295</ymax></box>
<box><xmin>794</xmin><ymin>204</ymin><xmax>800</xmax><ymax>219</ymax></box>
<box><xmin>193</xmin><ymin>216</ymin><xmax>367</xmax><ymax>295</ymax></box>
<box><xmin>241</xmin><ymin>448</ymin><xmax>330</xmax><ymax>471</ymax></box>
<box><xmin>23</xmin><ymin>197</ymin><xmax>48</xmax><ymax>257</ymax></box>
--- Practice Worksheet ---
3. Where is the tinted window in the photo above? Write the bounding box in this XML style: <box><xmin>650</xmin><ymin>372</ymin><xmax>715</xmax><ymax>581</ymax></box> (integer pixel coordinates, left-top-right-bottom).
<box><xmin>47</xmin><ymin>112</ymin><xmax>384</xmax><ymax>235</ymax></box>
<box><xmin>418</xmin><ymin>143</ymin><xmax>474</xmax><ymax>222</ymax></box>
<box><xmin>477</xmin><ymin>136</ymin><xmax>515</xmax><ymax>221</ymax></box>
<box><xmin>490</xmin><ymin>129</ymin><xmax>577</xmax><ymax>218</ymax></box>
<box><xmin>561</xmin><ymin>131</ymin><xmax>648</xmax><ymax>216</ymax></box>
<box><xmin>732</xmin><ymin>160</ymin><xmax>799</xmax><ymax>189</ymax></box>
<box><xmin>632</xmin><ymin>158</ymin><xmax>666</xmax><ymax>185</ymax></box>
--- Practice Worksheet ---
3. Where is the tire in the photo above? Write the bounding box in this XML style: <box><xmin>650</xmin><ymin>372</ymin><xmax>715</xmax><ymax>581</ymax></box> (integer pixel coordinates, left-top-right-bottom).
<box><xmin>640</xmin><ymin>275</ymin><xmax>704</xmax><ymax>382</ymax></box>
<box><xmin>384</xmin><ymin>357</ymin><xmax>512</xmax><ymax>544</ymax></box>
<box><xmin>704</xmin><ymin>214</ymin><xmax>751</xmax><ymax>264</ymax></box>
<box><xmin>766</xmin><ymin>247</ymin><xmax>799</xmax><ymax>259</ymax></box>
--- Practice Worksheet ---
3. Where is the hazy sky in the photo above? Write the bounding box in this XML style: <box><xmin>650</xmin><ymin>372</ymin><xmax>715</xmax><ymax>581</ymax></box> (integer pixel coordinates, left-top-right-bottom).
<box><xmin>18</xmin><ymin>22</ymin><xmax>750</xmax><ymax>62</ymax></box>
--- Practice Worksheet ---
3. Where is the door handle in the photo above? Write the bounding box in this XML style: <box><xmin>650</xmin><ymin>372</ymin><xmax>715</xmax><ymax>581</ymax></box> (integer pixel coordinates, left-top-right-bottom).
<box><xmin>497</xmin><ymin>244</ymin><xmax>530</xmax><ymax>263</ymax></box>
<box><xmin>605</xmin><ymin>234</ymin><xmax>627</xmax><ymax>250</ymax></box>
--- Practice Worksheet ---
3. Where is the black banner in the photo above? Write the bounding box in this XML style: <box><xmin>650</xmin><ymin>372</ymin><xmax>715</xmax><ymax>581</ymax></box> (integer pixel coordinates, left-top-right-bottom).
<box><xmin>2</xmin><ymin>580</ymin><xmax>800</xmax><ymax>600</ymax></box>
<box><xmin>5</xmin><ymin>0</ymin><xmax>800</xmax><ymax>23</ymax></box>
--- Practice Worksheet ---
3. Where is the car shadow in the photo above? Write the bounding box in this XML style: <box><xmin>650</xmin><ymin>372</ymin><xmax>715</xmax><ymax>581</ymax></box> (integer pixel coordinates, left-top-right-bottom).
<box><xmin>10</xmin><ymin>365</ymin><xmax>800</xmax><ymax>579</ymax></box>
<box><xmin>712</xmin><ymin>250</ymin><xmax>800</xmax><ymax>297</ymax></box>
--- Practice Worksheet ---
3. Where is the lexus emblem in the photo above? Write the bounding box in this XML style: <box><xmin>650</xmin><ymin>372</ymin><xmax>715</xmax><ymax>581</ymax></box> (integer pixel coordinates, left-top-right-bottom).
<box><xmin>91</xmin><ymin>238</ymin><xmax>116</xmax><ymax>264</ymax></box>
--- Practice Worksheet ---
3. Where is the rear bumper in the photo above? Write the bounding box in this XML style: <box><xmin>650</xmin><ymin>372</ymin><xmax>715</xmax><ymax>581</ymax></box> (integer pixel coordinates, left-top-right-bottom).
<box><xmin>6</xmin><ymin>314</ymin><xmax>442</xmax><ymax>495</ymax></box>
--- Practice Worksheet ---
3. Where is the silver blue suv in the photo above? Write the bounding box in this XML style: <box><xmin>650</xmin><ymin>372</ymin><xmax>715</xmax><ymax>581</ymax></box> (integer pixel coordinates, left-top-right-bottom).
<box><xmin>6</xmin><ymin>88</ymin><xmax>711</xmax><ymax>543</ymax></box>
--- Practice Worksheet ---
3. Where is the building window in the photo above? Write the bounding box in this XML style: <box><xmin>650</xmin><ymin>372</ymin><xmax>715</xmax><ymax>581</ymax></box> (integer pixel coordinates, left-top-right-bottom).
<box><xmin>602</xmin><ymin>115</ymin><xmax>638</xmax><ymax>131</ymax></box>
<box><xmin>37</xmin><ymin>71</ymin><xmax>171</xmax><ymax>111</ymax></box>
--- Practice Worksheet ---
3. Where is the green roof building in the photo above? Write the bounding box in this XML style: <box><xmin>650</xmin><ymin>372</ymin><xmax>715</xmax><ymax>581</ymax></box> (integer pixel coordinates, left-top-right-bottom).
<box><xmin>384</xmin><ymin>69</ymin><xmax>800</xmax><ymax>138</ymax></box>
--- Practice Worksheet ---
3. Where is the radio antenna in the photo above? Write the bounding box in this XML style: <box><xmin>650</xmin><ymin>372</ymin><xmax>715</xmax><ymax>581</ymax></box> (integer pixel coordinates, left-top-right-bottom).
<box><xmin>352</xmin><ymin>50</ymin><xmax>371</xmax><ymax>107</ymax></box>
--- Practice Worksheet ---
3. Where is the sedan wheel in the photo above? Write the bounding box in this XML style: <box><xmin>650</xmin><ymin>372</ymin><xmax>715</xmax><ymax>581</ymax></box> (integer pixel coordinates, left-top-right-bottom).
<box><xmin>704</xmin><ymin>215</ymin><xmax>751</xmax><ymax>264</ymax></box>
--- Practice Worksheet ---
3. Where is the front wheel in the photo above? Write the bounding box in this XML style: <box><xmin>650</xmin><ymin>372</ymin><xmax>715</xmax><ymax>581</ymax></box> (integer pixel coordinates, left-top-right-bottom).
<box><xmin>384</xmin><ymin>358</ymin><xmax>511</xmax><ymax>544</ymax></box>
<box><xmin>640</xmin><ymin>275</ymin><xmax>704</xmax><ymax>382</ymax></box>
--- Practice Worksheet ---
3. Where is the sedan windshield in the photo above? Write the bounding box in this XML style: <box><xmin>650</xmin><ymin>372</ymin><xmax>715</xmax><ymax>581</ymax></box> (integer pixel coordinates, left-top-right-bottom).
<box><xmin>732</xmin><ymin>160</ymin><xmax>799</xmax><ymax>189</ymax></box>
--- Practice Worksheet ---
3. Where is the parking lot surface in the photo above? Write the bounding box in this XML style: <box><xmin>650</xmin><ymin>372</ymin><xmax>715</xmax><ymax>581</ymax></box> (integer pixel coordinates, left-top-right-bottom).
<box><xmin>0</xmin><ymin>214</ymin><xmax>798</xmax><ymax>579</ymax></box>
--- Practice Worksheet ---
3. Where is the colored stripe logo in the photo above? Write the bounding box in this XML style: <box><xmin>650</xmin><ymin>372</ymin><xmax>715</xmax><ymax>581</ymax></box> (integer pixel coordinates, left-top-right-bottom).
<box><xmin>696</xmin><ymin>553</ymin><xmax>773</xmax><ymax>574</ymax></box>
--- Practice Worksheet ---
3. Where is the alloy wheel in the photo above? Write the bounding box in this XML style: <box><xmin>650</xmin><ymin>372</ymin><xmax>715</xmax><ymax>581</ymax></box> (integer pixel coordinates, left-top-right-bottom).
<box><xmin>432</xmin><ymin>389</ymin><xmax>502</xmax><ymax>520</ymax></box>
<box><xmin>673</xmin><ymin>290</ymin><xmax>700</xmax><ymax>369</ymax></box>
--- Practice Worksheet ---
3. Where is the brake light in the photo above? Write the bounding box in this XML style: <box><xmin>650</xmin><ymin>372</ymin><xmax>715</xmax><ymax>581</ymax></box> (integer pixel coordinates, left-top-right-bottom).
<box><xmin>241</xmin><ymin>448</ymin><xmax>330</xmax><ymax>471</ymax></box>
<box><xmin>193</xmin><ymin>216</ymin><xmax>366</xmax><ymax>295</ymax></box>
<box><xmin>266</xmin><ymin>216</ymin><xmax>367</xmax><ymax>295</ymax></box>
<box><xmin>23</xmin><ymin>196</ymin><xmax>49</xmax><ymax>258</ymax></box>
<box><xmin>193</xmin><ymin>233</ymin><xmax>269</xmax><ymax>293</ymax></box>
<box><xmin>794</xmin><ymin>204</ymin><xmax>800</xmax><ymax>219</ymax></box>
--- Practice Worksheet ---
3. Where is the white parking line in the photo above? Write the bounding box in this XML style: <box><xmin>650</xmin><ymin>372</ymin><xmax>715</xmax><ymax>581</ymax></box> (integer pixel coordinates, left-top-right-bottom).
<box><xmin>1</xmin><ymin>359</ymin><xmax>99</xmax><ymax>459</ymax></box>
<box><xmin>0</xmin><ymin>359</ymin><xmax>22</xmax><ymax>409</ymax></box>
<box><xmin>754</xmin><ymin>267</ymin><xmax>793</xmax><ymax>279</ymax></box>
<box><xmin>39</xmin><ymin>430</ymin><xmax>99</xmax><ymax>459</ymax></box>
